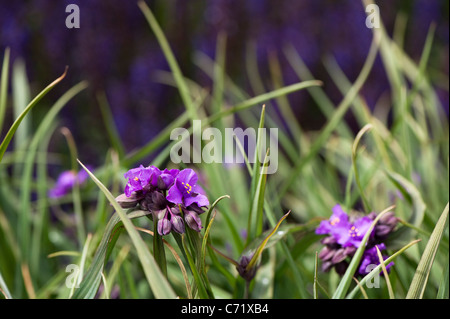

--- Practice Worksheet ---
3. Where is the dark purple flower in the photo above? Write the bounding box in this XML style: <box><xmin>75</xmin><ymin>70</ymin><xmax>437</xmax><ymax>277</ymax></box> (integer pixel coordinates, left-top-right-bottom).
<box><xmin>316</xmin><ymin>204</ymin><xmax>374</xmax><ymax>248</ymax></box>
<box><xmin>123</xmin><ymin>165</ymin><xmax>154</xmax><ymax>197</ymax></box>
<box><xmin>183</xmin><ymin>209</ymin><xmax>203</xmax><ymax>232</ymax></box>
<box><xmin>339</xmin><ymin>216</ymin><xmax>374</xmax><ymax>248</ymax></box>
<box><xmin>237</xmin><ymin>253</ymin><xmax>258</xmax><ymax>282</ymax></box>
<box><xmin>151</xmin><ymin>167</ymin><xmax>180</xmax><ymax>190</ymax></box>
<box><xmin>166</xmin><ymin>168</ymin><xmax>209</xmax><ymax>207</ymax></box>
<box><xmin>156</xmin><ymin>205</ymin><xmax>185</xmax><ymax>236</ymax></box>
<box><xmin>371</xmin><ymin>211</ymin><xmax>398</xmax><ymax>240</ymax></box>
<box><xmin>117</xmin><ymin>164</ymin><xmax>210</xmax><ymax>236</ymax></box>
<box><xmin>157</xmin><ymin>215</ymin><xmax>172</xmax><ymax>236</ymax></box>
<box><xmin>358</xmin><ymin>243</ymin><xmax>394</xmax><ymax>276</ymax></box>
<box><xmin>48</xmin><ymin>169</ymin><xmax>89</xmax><ymax>198</ymax></box>
<box><xmin>316</xmin><ymin>204</ymin><xmax>396</xmax><ymax>277</ymax></box>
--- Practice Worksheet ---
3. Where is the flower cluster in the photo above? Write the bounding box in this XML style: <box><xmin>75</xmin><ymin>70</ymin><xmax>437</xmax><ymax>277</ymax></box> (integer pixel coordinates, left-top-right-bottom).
<box><xmin>316</xmin><ymin>204</ymin><xmax>397</xmax><ymax>276</ymax></box>
<box><xmin>116</xmin><ymin>165</ymin><xmax>209</xmax><ymax>236</ymax></box>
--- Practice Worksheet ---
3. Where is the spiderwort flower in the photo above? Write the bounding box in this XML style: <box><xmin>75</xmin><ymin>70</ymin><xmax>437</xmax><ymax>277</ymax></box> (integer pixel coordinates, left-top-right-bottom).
<box><xmin>167</xmin><ymin>168</ymin><xmax>209</xmax><ymax>207</ymax></box>
<box><xmin>48</xmin><ymin>169</ymin><xmax>89</xmax><ymax>198</ymax></box>
<box><xmin>117</xmin><ymin>165</ymin><xmax>209</xmax><ymax>236</ymax></box>
<box><xmin>123</xmin><ymin>165</ymin><xmax>154</xmax><ymax>197</ymax></box>
<box><xmin>358</xmin><ymin>243</ymin><xmax>394</xmax><ymax>276</ymax></box>
<box><xmin>316</xmin><ymin>204</ymin><xmax>374</xmax><ymax>248</ymax></box>
<box><xmin>316</xmin><ymin>205</ymin><xmax>397</xmax><ymax>277</ymax></box>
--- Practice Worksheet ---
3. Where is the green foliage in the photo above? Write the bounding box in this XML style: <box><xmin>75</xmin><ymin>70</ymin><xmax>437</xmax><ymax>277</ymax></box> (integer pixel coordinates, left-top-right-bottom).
<box><xmin>0</xmin><ymin>1</ymin><xmax>448</xmax><ymax>300</ymax></box>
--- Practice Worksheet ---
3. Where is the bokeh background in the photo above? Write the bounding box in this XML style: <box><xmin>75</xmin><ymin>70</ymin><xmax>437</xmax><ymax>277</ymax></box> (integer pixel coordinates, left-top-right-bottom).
<box><xmin>0</xmin><ymin>0</ymin><xmax>448</xmax><ymax>168</ymax></box>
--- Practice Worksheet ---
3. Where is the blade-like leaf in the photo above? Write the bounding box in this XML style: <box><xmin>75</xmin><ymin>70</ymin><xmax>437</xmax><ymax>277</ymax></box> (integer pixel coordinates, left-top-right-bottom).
<box><xmin>246</xmin><ymin>211</ymin><xmax>290</xmax><ymax>271</ymax></box>
<box><xmin>0</xmin><ymin>48</ymin><xmax>10</xmax><ymax>132</ymax></box>
<box><xmin>75</xmin><ymin>161</ymin><xmax>177</xmax><ymax>299</ymax></box>
<box><xmin>0</xmin><ymin>67</ymin><xmax>67</xmax><ymax>162</ymax></box>
<box><xmin>138</xmin><ymin>0</ymin><xmax>197</xmax><ymax>121</ymax></box>
<box><xmin>406</xmin><ymin>203</ymin><xmax>449</xmax><ymax>299</ymax></box>
<box><xmin>346</xmin><ymin>239</ymin><xmax>421</xmax><ymax>299</ymax></box>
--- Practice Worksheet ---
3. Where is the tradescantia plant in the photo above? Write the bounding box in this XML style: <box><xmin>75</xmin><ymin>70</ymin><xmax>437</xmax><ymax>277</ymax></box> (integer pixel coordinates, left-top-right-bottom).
<box><xmin>116</xmin><ymin>165</ymin><xmax>209</xmax><ymax>236</ymax></box>
<box><xmin>315</xmin><ymin>204</ymin><xmax>397</xmax><ymax>276</ymax></box>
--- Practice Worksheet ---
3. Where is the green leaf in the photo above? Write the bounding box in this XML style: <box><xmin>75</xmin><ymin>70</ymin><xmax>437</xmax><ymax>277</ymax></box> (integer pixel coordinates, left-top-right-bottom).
<box><xmin>277</xmin><ymin>31</ymin><xmax>380</xmax><ymax>200</ymax></box>
<box><xmin>0</xmin><ymin>48</ymin><xmax>10</xmax><ymax>133</ymax></box>
<box><xmin>75</xmin><ymin>161</ymin><xmax>177</xmax><ymax>299</ymax></box>
<box><xmin>386</xmin><ymin>171</ymin><xmax>426</xmax><ymax>227</ymax></box>
<box><xmin>20</xmin><ymin>81</ymin><xmax>88</xmax><ymax>269</ymax></box>
<box><xmin>346</xmin><ymin>239</ymin><xmax>421</xmax><ymax>299</ymax></box>
<box><xmin>352</xmin><ymin>123</ymin><xmax>373</xmax><ymax>213</ymax></box>
<box><xmin>406</xmin><ymin>203</ymin><xmax>449</xmax><ymax>299</ymax></box>
<box><xmin>436</xmin><ymin>255</ymin><xmax>449</xmax><ymax>299</ymax></box>
<box><xmin>246</xmin><ymin>211</ymin><xmax>290</xmax><ymax>272</ymax></box>
<box><xmin>0</xmin><ymin>67</ymin><xmax>68</xmax><ymax>162</ymax></box>
<box><xmin>0</xmin><ymin>269</ymin><xmax>12</xmax><ymax>299</ymax></box>
<box><xmin>71</xmin><ymin>208</ymin><xmax>146</xmax><ymax>299</ymax></box>
<box><xmin>138</xmin><ymin>0</ymin><xmax>198</xmax><ymax>121</ymax></box>
<box><xmin>247</xmin><ymin>106</ymin><xmax>268</xmax><ymax>243</ymax></box>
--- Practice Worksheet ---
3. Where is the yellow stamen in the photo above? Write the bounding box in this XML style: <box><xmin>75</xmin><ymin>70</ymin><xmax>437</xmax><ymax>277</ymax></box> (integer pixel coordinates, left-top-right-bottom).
<box><xmin>182</xmin><ymin>182</ymin><xmax>192</xmax><ymax>194</ymax></box>
<box><xmin>330</xmin><ymin>217</ymin><xmax>340</xmax><ymax>226</ymax></box>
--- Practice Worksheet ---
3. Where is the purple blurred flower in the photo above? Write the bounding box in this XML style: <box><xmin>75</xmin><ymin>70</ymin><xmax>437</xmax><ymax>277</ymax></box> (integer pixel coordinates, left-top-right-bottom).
<box><xmin>358</xmin><ymin>243</ymin><xmax>394</xmax><ymax>276</ymax></box>
<box><xmin>316</xmin><ymin>204</ymin><xmax>374</xmax><ymax>248</ymax></box>
<box><xmin>316</xmin><ymin>204</ymin><xmax>397</xmax><ymax>277</ymax></box>
<box><xmin>166</xmin><ymin>168</ymin><xmax>209</xmax><ymax>208</ymax></box>
<box><xmin>316</xmin><ymin>204</ymin><xmax>350</xmax><ymax>236</ymax></box>
<box><xmin>48</xmin><ymin>169</ymin><xmax>89</xmax><ymax>198</ymax></box>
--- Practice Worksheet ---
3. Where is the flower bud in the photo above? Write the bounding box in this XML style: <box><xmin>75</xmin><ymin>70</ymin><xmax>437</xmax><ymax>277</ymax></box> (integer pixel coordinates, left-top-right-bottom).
<box><xmin>237</xmin><ymin>254</ymin><xmax>257</xmax><ymax>282</ymax></box>
<box><xmin>157</xmin><ymin>217</ymin><xmax>171</xmax><ymax>236</ymax></box>
<box><xmin>171</xmin><ymin>214</ymin><xmax>185</xmax><ymax>234</ymax></box>
<box><xmin>184</xmin><ymin>211</ymin><xmax>203</xmax><ymax>232</ymax></box>
<box><xmin>115</xmin><ymin>193</ymin><xmax>142</xmax><ymax>209</ymax></box>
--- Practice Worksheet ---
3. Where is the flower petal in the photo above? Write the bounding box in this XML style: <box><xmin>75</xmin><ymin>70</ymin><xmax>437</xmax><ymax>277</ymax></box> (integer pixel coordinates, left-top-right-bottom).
<box><xmin>166</xmin><ymin>182</ymin><xmax>184</xmax><ymax>204</ymax></box>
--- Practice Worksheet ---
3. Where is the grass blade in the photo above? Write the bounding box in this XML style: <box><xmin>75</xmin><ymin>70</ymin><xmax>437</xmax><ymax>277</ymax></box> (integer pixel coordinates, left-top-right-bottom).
<box><xmin>0</xmin><ymin>67</ymin><xmax>68</xmax><ymax>162</ymax></box>
<box><xmin>406</xmin><ymin>203</ymin><xmax>449</xmax><ymax>299</ymax></box>
<box><xmin>0</xmin><ymin>48</ymin><xmax>10</xmax><ymax>133</ymax></box>
<box><xmin>76</xmin><ymin>160</ymin><xmax>177</xmax><ymax>299</ymax></box>
<box><xmin>346</xmin><ymin>239</ymin><xmax>421</xmax><ymax>299</ymax></box>
<box><xmin>278</xmin><ymin>32</ymin><xmax>380</xmax><ymax>200</ymax></box>
<box><xmin>352</xmin><ymin>124</ymin><xmax>373</xmax><ymax>213</ymax></box>
<box><xmin>0</xmin><ymin>270</ymin><xmax>12</xmax><ymax>299</ymax></box>
<box><xmin>138</xmin><ymin>0</ymin><xmax>197</xmax><ymax>120</ymax></box>
<box><xmin>376</xmin><ymin>245</ymin><xmax>395</xmax><ymax>299</ymax></box>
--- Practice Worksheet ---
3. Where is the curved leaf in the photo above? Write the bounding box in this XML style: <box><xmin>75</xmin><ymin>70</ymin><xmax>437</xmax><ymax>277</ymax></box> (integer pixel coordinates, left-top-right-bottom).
<box><xmin>0</xmin><ymin>67</ymin><xmax>67</xmax><ymax>162</ymax></box>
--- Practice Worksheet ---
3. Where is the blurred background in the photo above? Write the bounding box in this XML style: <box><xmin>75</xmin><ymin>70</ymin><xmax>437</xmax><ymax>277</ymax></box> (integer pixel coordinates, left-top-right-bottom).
<box><xmin>0</xmin><ymin>0</ymin><xmax>448</xmax><ymax>168</ymax></box>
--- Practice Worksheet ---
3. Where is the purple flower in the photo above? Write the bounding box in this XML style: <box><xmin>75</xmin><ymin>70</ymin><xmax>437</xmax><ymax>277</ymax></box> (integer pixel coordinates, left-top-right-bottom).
<box><xmin>316</xmin><ymin>204</ymin><xmax>396</xmax><ymax>277</ymax></box>
<box><xmin>339</xmin><ymin>216</ymin><xmax>374</xmax><ymax>248</ymax></box>
<box><xmin>123</xmin><ymin>165</ymin><xmax>154</xmax><ymax>197</ymax></box>
<box><xmin>166</xmin><ymin>168</ymin><xmax>209</xmax><ymax>207</ymax></box>
<box><xmin>316</xmin><ymin>204</ymin><xmax>374</xmax><ymax>248</ymax></box>
<box><xmin>48</xmin><ymin>169</ymin><xmax>89</xmax><ymax>198</ymax></box>
<box><xmin>316</xmin><ymin>204</ymin><xmax>350</xmax><ymax>236</ymax></box>
<box><xmin>117</xmin><ymin>164</ymin><xmax>210</xmax><ymax>236</ymax></box>
<box><xmin>151</xmin><ymin>167</ymin><xmax>180</xmax><ymax>190</ymax></box>
<box><xmin>358</xmin><ymin>243</ymin><xmax>394</xmax><ymax>276</ymax></box>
